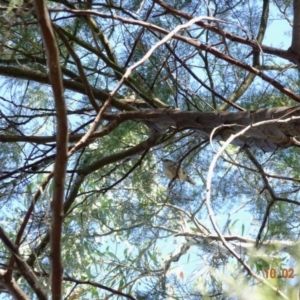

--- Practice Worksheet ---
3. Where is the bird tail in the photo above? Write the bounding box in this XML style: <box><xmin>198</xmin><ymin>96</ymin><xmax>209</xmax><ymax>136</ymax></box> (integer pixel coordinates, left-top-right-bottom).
<box><xmin>187</xmin><ymin>177</ymin><xmax>196</xmax><ymax>185</ymax></box>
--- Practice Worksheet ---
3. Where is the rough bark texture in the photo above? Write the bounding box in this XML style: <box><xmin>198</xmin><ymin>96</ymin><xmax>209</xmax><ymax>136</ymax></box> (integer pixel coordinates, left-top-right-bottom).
<box><xmin>104</xmin><ymin>106</ymin><xmax>300</xmax><ymax>152</ymax></box>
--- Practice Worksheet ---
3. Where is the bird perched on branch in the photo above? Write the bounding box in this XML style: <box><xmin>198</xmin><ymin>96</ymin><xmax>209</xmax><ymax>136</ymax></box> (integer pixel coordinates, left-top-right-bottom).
<box><xmin>162</xmin><ymin>159</ymin><xmax>196</xmax><ymax>185</ymax></box>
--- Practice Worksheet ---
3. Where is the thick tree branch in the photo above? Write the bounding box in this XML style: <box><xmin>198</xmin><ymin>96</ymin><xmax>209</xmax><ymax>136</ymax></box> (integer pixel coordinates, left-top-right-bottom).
<box><xmin>289</xmin><ymin>0</ymin><xmax>300</xmax><ymax>66</ymax></box>
<box><xmin>25</xmin><ymin>174</ymin><xmax>85</xmax><ymax>274</ymax></box>
<box><xmin>0</xmin><ymin>227</ymin><xmax>47</xmax><ymax>300</ymax></box>
<box><xmin>0</xmin><ymin>269</ymin><xmax>29</xmax><ymax>300</ymax></box>
<box><xmin>2</xmin><ymin>106</ymin><xmax>300</xmax><ymax>152</ymax></box>
<box><xmin>34</xmin><ymin>1</ymin><xmax>68</xmax><ymax>298</ymax></box>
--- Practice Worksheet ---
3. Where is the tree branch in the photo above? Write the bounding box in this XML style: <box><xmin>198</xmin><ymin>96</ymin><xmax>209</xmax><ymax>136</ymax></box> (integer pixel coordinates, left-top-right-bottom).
<box><xmin>34</xmin><ymin>1</ymin><xmax>68</xmax><ymax>298</ymax></box>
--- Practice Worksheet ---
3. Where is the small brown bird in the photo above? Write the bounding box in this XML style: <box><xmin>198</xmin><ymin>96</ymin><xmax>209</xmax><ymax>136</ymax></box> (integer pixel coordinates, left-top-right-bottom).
<box><xmin>162</xmin><ymin>159</ymin><xmax>196</xmax><ymax>185</ymax></box>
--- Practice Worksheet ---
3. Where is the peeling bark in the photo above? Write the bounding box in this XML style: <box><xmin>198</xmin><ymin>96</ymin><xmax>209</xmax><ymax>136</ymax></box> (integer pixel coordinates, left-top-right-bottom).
<box><xmin>109</xmin><ymin>106</ymin><xmax>300</xmax><ymax>152</ymax></box>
